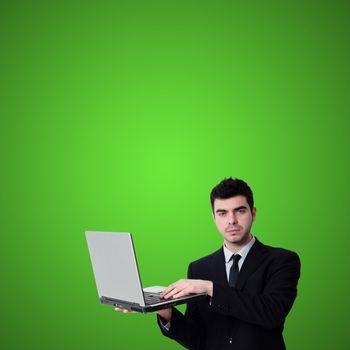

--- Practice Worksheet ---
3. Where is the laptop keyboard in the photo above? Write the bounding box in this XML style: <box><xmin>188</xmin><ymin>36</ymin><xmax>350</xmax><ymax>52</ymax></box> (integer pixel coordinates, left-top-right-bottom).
<box><xmin>143</xmin><ymin>291</ymin><xmax>166</xmax><ymax>305</ymax></box>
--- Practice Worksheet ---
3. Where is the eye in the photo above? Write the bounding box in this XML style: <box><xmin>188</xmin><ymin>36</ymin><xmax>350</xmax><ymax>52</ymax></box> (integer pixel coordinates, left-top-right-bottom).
<box><xmin>218</xmin><ymin>212</ymin><xmax>226</xmax><ymax>217</ymax></box>
<box><xmin>238</xmin><ymin>209</ymin><xmax>246</xmax><ymax>213</ymax></box>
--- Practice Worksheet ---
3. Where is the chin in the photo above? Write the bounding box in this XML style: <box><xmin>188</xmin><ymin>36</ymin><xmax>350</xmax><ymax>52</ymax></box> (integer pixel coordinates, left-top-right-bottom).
<box><xmin>226</xmin><ymin>234</ymin><xmax>248</xmax><ymax>244</ymax></box>
<box><xmin>226</xmin><ymin>236</ymin><xmax>242</xmax><ymax>244</ymax></box>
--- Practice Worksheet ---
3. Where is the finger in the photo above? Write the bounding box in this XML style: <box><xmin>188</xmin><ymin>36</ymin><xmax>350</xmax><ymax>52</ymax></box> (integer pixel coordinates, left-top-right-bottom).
<box><xmin>115</xmin><ymin>307</ymin><xmax>127</xmax><ymax>312</ymax></box>
<box><xmin>162</xmin><ymin>287</ymin><xmax>180</xmax><ymax>299</ymax></box>
<box><xmin>161</xmin><ymin>278</ymin><xmax>187</xmax><ymax>297</ymax></box>
<box><xmin>172</xmin><ymin>289</ymin><xmax>190</xmax><ymax>299</ymax></box>
<box><xmin>115</xmin><ymin>307</ymin><xmax>135</xmax><ymax>313</ymax></box>
<box><xmin>161</xmin><ymin>285</ymin><xmax>176</xmax><ymax>298</ymax></box>
<box><xmin>164</xmin><ymin>286</ymin><xmax>186</xmax><ymax>299</ymax></box>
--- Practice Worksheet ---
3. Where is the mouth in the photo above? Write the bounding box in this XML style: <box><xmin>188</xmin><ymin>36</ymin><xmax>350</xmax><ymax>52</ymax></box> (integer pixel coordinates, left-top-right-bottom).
<box><xmin>226</xmin><ymin>228</ymin><xmax>240</xmax><ymax>234</ymax></box>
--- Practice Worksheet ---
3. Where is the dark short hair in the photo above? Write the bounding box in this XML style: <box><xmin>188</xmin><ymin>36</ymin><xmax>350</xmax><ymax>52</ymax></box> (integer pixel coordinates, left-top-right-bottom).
<box><xmin>210</xmin><ymin>177</ymin><xmax>254</xmax><ymax>212</ymax></box>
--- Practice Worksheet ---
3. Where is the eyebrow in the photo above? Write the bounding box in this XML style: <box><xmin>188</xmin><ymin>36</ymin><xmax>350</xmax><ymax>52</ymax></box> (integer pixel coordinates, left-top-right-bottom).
<box><xmin>215</xmin><ymin>206</ymin><xmax>248</xmax><ymax>213</ymax></box>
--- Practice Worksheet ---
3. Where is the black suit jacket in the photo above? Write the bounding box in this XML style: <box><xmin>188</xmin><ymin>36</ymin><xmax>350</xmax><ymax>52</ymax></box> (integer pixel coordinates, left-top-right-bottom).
<box><xmin>158</xmin><ymin>238</ymin><xmax>301</xmax><ymax>350</ymax></box>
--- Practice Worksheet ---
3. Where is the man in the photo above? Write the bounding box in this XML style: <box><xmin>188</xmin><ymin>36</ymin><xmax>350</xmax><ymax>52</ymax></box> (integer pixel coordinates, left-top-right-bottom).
<box><xmin>155</xmin><ymin>177</ymin><xmax>301</xmax><ymax>350</ymax></box>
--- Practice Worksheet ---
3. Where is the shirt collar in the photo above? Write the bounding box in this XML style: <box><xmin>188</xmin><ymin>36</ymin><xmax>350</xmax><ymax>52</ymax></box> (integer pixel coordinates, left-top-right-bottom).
<box><xmin>223</xmin><ymin>235</ymin><xmax>256</xmax><ymax>263</ymax></box>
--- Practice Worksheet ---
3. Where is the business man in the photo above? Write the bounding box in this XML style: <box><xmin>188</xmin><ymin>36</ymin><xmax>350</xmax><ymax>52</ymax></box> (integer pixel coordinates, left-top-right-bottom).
<box><xmin>156</xmin><ymin>177</ymin><xmax>301</xmax><ymax>350</ymax></box>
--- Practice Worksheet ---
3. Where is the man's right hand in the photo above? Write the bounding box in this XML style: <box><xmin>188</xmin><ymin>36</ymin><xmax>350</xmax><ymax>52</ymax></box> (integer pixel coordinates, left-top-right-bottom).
<box><xmin>114</xmin><ymin>307</ymin><xmax>137</xmax><ymax>313</ymax></box>
<box><xmin>114</xmin><ymin>306</ymin><xmax>172</xmax><ymax>322</ymax></box>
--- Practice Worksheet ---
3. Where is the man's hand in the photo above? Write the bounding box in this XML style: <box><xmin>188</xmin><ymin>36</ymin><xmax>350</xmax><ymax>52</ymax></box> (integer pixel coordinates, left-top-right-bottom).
<box><xmin>160</xmin><ymin>279</ymin><xmax>213</xmax><ymax>299</ymax></box>
<box><xmin>115</xmin><ymin>307</ymin><xmax>137</xmax><ymax>314</ymax></box>
<box><xmin>114</xmin><ymin>306</ymin><xmax>172</xmax><ymax>322</ymax></box>
<box><xmin>114</xmin><ymin>279</ymin><xmax>213</xmax><ymax>321</ymax></box>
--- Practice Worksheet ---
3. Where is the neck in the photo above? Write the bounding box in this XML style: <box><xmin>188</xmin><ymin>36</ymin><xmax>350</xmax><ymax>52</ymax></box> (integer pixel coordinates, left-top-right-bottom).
<box><xmin>224</xmin><ymin>233</ymin><xmax>252</xmax><ymax>253</ymax></box>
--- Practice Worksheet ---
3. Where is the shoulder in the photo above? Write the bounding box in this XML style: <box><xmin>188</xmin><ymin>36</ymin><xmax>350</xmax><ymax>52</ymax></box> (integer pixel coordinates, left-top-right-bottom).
<box><xmin>188</xmin><ymin>247</ymin><xmax>223</xmax><ymax>270</ymax></box>
<box><xmin>257</xmin><ymin>240</ymin><xmax>301</xmax><ymax>270</ymax></box>
<box><xmin>262</xmin><ymin>241</ymin><xmax>298</xmax><ymax>257</ymax></box>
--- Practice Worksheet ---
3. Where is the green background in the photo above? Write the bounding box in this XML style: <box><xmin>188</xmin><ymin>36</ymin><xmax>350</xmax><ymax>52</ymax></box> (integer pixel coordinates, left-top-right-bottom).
<box><xmin>1</xmin><ymin>0</ymin><xmax>349</xmax><ymax>349</ymax></box>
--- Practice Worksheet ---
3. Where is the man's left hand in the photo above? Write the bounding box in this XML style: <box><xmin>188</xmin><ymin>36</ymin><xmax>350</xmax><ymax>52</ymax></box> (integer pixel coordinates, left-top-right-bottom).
<box><xmin>160</xmin><ymin>279</ymin><xmax>213</xmax><ymax>299</ymax></box>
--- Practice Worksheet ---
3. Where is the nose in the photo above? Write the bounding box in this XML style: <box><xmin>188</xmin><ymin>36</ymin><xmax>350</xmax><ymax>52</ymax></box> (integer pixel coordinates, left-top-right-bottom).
<box><xmin>228</xmin><ymin>211</ymin><xmax>237</xmax><ymax>225</ymax></box>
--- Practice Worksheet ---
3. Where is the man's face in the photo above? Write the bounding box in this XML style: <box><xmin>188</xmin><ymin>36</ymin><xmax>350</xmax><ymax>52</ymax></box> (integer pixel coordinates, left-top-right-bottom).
<box><xmin>213</xmin><ymin>195</ymin><xmax>256</xmax><ymax>248</ymax></box>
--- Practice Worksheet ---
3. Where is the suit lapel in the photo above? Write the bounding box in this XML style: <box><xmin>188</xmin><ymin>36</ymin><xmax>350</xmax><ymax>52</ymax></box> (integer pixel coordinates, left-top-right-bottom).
<box><xmin>236</xmin><ymin>238</ymin><xmax>268</xmax><ymax>290</ymax></box>
<box><xmin>210</xmin><ymin>247</ymin><xmax>229</xmax><ymax>286</ymax></box>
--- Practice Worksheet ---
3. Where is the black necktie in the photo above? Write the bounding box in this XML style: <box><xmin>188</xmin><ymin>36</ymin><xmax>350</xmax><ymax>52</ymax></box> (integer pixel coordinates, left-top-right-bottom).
<box><xmin>229</xmin><ymin>254</ymin><xmax>241</xmax><ymax>287</ymax></box>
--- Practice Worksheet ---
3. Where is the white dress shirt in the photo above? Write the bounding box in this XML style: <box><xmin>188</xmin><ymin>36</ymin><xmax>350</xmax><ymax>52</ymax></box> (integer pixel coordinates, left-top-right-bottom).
<box><xmin>223</xmin><ymin>235</ymin><xmax>256</xmax><ymax>282</ymax></box>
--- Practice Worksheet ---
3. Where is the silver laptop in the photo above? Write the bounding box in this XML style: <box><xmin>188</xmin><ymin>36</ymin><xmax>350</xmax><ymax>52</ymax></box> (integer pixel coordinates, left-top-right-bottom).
<box><xmin>85</xmin><ymin>231</ymin><xmax>206</xmax><ymax>312</ymax></box>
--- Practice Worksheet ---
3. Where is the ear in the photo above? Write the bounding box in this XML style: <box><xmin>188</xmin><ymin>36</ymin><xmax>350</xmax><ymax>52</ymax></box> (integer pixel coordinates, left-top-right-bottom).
<box><xmin>252</xmin><ymin>207</ymin><xmax>257</xmax><ymax>220</ymax></box>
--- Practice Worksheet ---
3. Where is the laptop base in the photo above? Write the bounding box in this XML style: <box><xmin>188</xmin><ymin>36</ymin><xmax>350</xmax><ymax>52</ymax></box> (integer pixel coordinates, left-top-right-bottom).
<box><xmin>101</xmin><ymin>292</ymin><xmax>206</xmax><ymax>313</ymax></box>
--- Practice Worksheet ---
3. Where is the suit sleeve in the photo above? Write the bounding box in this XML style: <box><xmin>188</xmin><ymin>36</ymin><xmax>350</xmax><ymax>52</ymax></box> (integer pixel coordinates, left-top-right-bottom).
<box><xmin>157</xmin><ymin>263</ymin><xmax>204</xmax><ymax>350</ymax></box>
<box><xmin>209</xmin><ymin>250</ymin><xmax>301</xmax><ymax>329</ymax></box>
